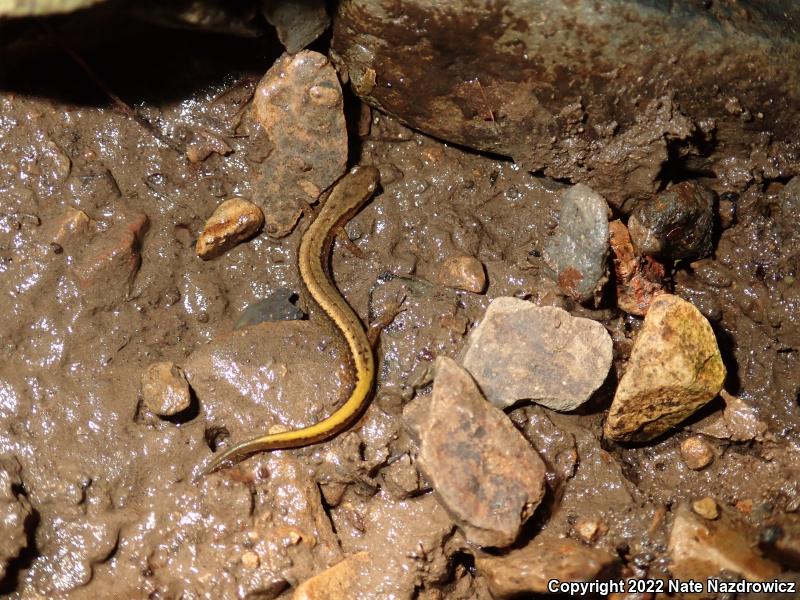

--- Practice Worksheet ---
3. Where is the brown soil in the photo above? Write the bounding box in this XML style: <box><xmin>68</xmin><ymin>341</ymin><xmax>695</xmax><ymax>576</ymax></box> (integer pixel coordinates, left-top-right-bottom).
<box><xmin>0</xmin><ymin>13</ymin><xmax>798</xmax><ymax>600</ymax></box>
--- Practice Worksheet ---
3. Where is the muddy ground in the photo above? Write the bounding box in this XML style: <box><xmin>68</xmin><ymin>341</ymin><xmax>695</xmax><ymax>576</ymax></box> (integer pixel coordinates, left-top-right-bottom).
<box><xmin>0</xmin><ymin>10</ymin><xmax>799</xmax><ymax>600</ymax></box>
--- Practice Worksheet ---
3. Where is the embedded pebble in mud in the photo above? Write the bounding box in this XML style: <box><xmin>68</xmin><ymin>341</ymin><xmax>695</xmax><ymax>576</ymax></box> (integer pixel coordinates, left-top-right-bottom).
<box><xmin>543</xmin><ymin>183</ymin><xmax>609</xmax><ymax>302</ymax></box>
<box><xmin>668</xmin><ymin>503</ymin><xmax>780</xmax><ymax>582</ymax></box>
<box><xmin>234</xmin><ymin>287</ymin><xmax>304</xmax><ymax>330</ymax></box>
<box><xmin>251</xmin><ymin>50</ymin><xmax>347</xmax><ymax>238</ymax></box>
<box><xmin>604</xmin><ymin>294</ymin><xmax>726</xmax><ymax>442</ymax></box>
<box><xmin>693</xmin><ymin>497</ymin><xmax>720</xmax><ymax>520</ymax></box>
<box><xmin>475</xmin><ymin>534</ymin><xmax>615</xmax><ymax>597</ymax></box>
<box><xmin>54</xmin><ymin>206</ymin><xmax>91</xmax><ymax>247</ymax></box>
<box><xmin>403</xmin><ymin>356</ymin><xmax>545</xmax><ymax>547</ymax></box>
<box><xmin>721</xmin><ymin>390</ymin><xmax>768</xmax><ymax>442</ymax></box>
<box><xmin>679</xmin><ymin>436</ymin><xmax>715</xmax><ymax>470</ymax></box>
<box><xmin>436</xmin><ymin>254</ymin><xmax>487</xmax><ymax>293</ymax></box>
<box><xmin>71</xmin><ymin>212</ymin><xmax>149</xmax><ymax>311</ymax></box>
<box><xmin>573</xmin><ymin>515</ymin><xmax>608</xmax><ymax>543</ymax></box>
<box><xmin>195</xmin><ymin>197</ymin><xmax>264</xmax><ymax>260</ymax></box>
<box><xmin>0</xmin><ymin>458</ymin><xmax>31</xmax><ymax>581</ymax></box>
<box><xmin>628</xmin><ymin>181</ymin><xmax>715</xmax><ymax>260</ymax></box>
<box><xmin>608</xmin><ymin>219</ymin><xmax>666</xmax><ymax>316</ymax></box>
<box><xmin>462</xmin><ymin>297</ymin><xmax>612</xmax><ymax>411</ymax></box>
<box><xmin>293</xmin><ymin>552</ymin><xmax>371</xmax><ymax>600</ymax></box>
<box><xmin>760</xmin><ymin>513</ymin><xmax>800</xmax><ymax>570</ymax></box>
<box><xmin>141</xmin><ymin>361</ymin><xmax>192</xmax><ymax>417</ymax></box>
<box><xmin>183</xmin><ymin>321</ymin><xmax>348</xmax><ymax>451</ymax></box>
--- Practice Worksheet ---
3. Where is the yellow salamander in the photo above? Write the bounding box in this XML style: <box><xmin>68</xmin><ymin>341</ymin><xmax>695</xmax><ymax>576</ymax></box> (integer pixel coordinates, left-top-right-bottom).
<box><xmin>199</xmin><ymin>165</ymin><xmax>380</xmax><ymax>476</ymax></box>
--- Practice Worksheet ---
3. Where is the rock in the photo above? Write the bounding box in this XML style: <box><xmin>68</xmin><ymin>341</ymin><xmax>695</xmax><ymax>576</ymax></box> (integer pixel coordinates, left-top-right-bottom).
<box><xmin>604</xmin><ymin>294</ymin><xmax>726</xmax><ymax>442</ymax></box>
<box><xmin>403</xmin><ymin>357</ymin><xmax>546</xmax><ymax>547</ymax></box>
<box><xmin>141</xmin><ymin>361</ymin><xmax>192</xmax><ymax>417</ymax></box>
<box><xmin>759</xmin><ymin>513</ymin><xmax>800</xmax><ymax>570</ymax></box>
<box><xmin>475</xmin><ymin>534</ymin><xmax>615</xmax><ymax>597</ymax></box>
<box><xmin>692</xmin><ymin>497</ymin><xmax>720</xmax><ymax>520</ymax></box>
<box><xmin>234</xmin><ymin>287</ymin><xmax>305</xmax><ymax>330</ymax></box>
<box><xmin>72</xmin><ymin>212</ymin><xmax>149</xmax><ymax>311</ymax></box>
<box><xmin>336</xmin><ymin>492</ymin><xmax>456</xmax><ymax>598</ymax></box>
<box><xmin>195</xmin><ymin>197</ymin><xmax>264</xmax><ymax>260</ymax></box>
<box><xmin>0</xmin><ymin>458</ymin><xmax>32</xmax><ymax>581</ymax></box>
<box><xmin>251</xmin><ymin>50</ymin><xmax>347</xmax><ymax>238</ymax></box>
<box><xmin>608</xmin><ymin>219</ymin><xmax>666</xmax><ymax>316</ymax></box>
<box><xmin>293</xmin><ymin>552</ymin><xmax>371</xmax><ymax>600</ymax></box>
<box><xmin>462</xmin><ymin>297</ymin><xmax>612</xmax><ymax>411</ymax></box>
<box><xmin>436</xmin><ymin>255</ymin><xmax>486</xmax><ymax>293</ymax></box>
<box><xmin>329</xmin><ymin>1</ymin><xmax>800</xmax><ymax>207</ymax></box>
<box><xmin>668</xmin><ymin>503</ymin><xmax>780</xmax><ymax>582</ymax></box>
<box><xmin>573</xmin><ymin>516</ymin><xmax>608</xmax><ymax>543</ymax></box>
<box><xmin>54</xmin><ymin>206</ymin><xmax>91</xmax><ymax>246</ymax></box>
<box><xmin>543</xmin><ymin>183</ymin><xmax>609</xmax><ymax>302</ymax></box>
<box><xmin>263</xmin><ymin>0</ymin><xmax>330</xmax><ymax>54</ymax></box>
<box><xmin>679</xmin><ymin>436</ymin><xmax>715</xmax><ymax>470</ymax></box>
<box><xmin>628</xmin><ymin>181</ymin><xmax>715</xmax><ymax>260</ymax></box>
<box><xmin>184</xmin><ymin>321</ymin><xmax>349</xmax><ymax>452</ymax></box>
<box><xmin>721</xmin><ymin>390</ymin><xmax>768</xmax><ymax>442</ymax></box>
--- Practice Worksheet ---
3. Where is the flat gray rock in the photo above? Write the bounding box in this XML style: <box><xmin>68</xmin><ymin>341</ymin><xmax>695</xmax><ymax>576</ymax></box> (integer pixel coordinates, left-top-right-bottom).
<box><xmin>462</xmin><ymin>297</ymin><xmax>612</xmax><ymax>411</ymax></box>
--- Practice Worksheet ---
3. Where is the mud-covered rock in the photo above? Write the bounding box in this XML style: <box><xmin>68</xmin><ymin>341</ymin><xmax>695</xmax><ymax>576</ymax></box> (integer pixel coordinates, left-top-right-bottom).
<box><xmin>141</xmin><ymin>361</ymin><xmax>192</xmax><ymax>417</ymax></box>
<box><xmin>668</xmin><ymin>503</ymin><xmax>780</xmax><ymax>582</ymax></box>
<box><xmin>184</xmin><ymin>321</ymin><xmax>348</xmax><ymax>457</ymax></box>
<box><xmin>679</xmin><ymin>436</ymin><xmax>715</xmax><ymax>471</ymax></box>
<box><xmin>293</xmin><ymin>551</ymin><xmax>370</xmax><ymax>600</ymax></box>
<box><xmin>476</xmin><ymin>534</ymin><xmax>615</xmax><ymax>597</ymax></box>
<box><xmin>195</xmin><ymin>197</ymin><xmax>264</xmax><ymax>260</ymax></box>
<box><xmin>72</xmin><ymin>212</ymin><xmax>149</xmax><ymax>310</ymax></box>
<box><xmin>403</xmin><ymin>357</ymin><xmax>545</xmax><ymax>547</ymax></box>
<box><xmin>251</xmin><ymin>50</ymin><xmax>347</xmax><ymax>238</ymax></box>
<box><xmin>332</xmin><ymin>0</ymin><xmax>800</xmax><ymax>207</ymax></box>
<box><xmin>462</xmin><ymin>297</ymin><xmax>612</xmax><ymax>411</ymax></box>
<box><xmin>628</xmin><ymin>181</ymin><xmax>715</xmax><ymax>260</ymax></box>
<box><xmin>604</xmin><ymin>294</ymin><xmax>726</xmax><ymax>442</ymax></box>
<box><xmin>721</xmin><ymin>390</ymin><xmax>768</xmax><ymax>442</ymax></box>
<box><xmin>543</xmin><ymin>183</ymin><xmax>609</xmax><ymax>302</ymax></box>
<box><xmin>328</xmin><ymin>492</ymin><xmax>456</xmax><ymax>598</ymax></box>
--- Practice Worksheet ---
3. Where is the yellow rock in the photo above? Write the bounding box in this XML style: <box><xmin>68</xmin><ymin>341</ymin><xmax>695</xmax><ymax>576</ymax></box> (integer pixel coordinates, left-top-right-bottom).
<box><xmin>604</xmin><ymin>294</ymin><xmax>725</xmax><ymax>441</ymax></box>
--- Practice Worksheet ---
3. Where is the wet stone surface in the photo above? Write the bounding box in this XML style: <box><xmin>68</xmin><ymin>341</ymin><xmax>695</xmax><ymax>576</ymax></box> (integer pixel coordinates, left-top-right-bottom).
<box><xmin>604</xmin><ymin>294</ymin><xmax>726</xmax><ymax>442</ymax></box>
<box><xmin>462</xmin><ymin>297</ymin><xmax>612</xmax><ymax>411</ymax></box>
<box><xmin>403</xmin><ymin>357</ymin><xmax>545</xmax><ymax>547</ymax></box>
<box><xmin>543</xmin><ymin>183</ymin><xmax>610</xmax><ymax>302</ymax></box>
<box><xmin>628</xmin><ymin>181</ymin><xmax>715</xmax><ymax>260</ymax></box>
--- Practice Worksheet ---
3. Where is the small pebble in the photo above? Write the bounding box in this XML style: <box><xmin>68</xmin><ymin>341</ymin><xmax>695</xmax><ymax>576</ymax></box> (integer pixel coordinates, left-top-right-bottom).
<box><xmin>436</xmin><ymin>255</ymin><xmax>486</xmax><ymax>293</ymax></box>
<box><xmin>680</xmin><ymin>436</ymin><xmax>715</xmax><ymax>470</ymax></box>
<box><xmin>196</xmin><ymin>198</ymin><xmax>264</xmax><ymax>260</ymax></box>
<box><xmin>692</xmin><ymin>497</ymin><xmax>719</xmax><ymax>520</ymax></box>
<box><xmin>573</xmin><ymin>516</ymin><xmax>608</xmax><ymax>543</ymax></box>
<box><xmin>241</xmin><ymin>551</ymin><xmax>260</xmax><ymax>569</ymax></box>
<box><xmin>721</xmin><ymin>390</ymin><xmax>768</xmax><ymax>442</ymax></box>
<box><xmin>141</xmin><ymin>361</ymin><xmax>192</xmax><ymax>416</ymax></box>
